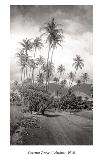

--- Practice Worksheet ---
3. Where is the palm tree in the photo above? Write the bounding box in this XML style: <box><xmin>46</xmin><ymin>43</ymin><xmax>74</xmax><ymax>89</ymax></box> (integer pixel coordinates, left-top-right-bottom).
<box><xmin>42</xmin><ymin>61</ymin><xmax>55</xmax><ymax>89</ymax></box>
<box><xmin>76</xmin><ymin>79</ymin><xmax>81</xmax><ymax>96</ymax></box>
<box><xmin>19</xmin><ymin>38</ymin><xmax>32</xmax><ymax>77</ymax></box>
<box><xmin>81</xmin><ymin>73</ymin><xmax>89</xmax><ymax>83</ymax></box>
<box><xmin>16</xmin><ymin>50</ymin><xmax>28</xmax><ymax>81</ymax></box>
<box><xmin>67</xmin><ymin>71</ymin><xmax>75</xmax><ymax>88</ymax></box>
<box><xmin>41</xmin><ymin>18</ymin><xmax>63</xmax><ymax>91</ymax></box>
<box><xmin>19</xmin><ymin>38</ymin><xmax>32</xmax><ymax>55</ymax></box>
<box><xmin>36</xmin><ymin>72</ymin><xmax>45</xmax><ymax>85</ymax></box>
<box><xmin>36</xmin><ymin>55</ymin><xmax>45</xmax><ymax>74</ymax></box>
<box><xmin>73</xmin><ymin>55</ymin><xmax>84</xmax><ymax>74</ymax></box>
<box><xmin>28</xmin><ymin>59</ymin><xmax>38</xmax><ymax>83</ymax></box>
<box><xmin>57</xmin><ymin>64</ymin><xmax>65</xmax><ymax>81</ymax></box>
<box><xmin>72</xmin><ymin>55</ymin><xmax>84</xmax><ymax>89</ymax></box>
<box><xmin>53</xmin><ymin>77</ymin><xmax>59</xmax><ymax>96</ymax></box>
<box><xmin>36</xmin><ymin>55</ymin><xmax>45</xmax><ymax>66</ymax></box>
<box><xmin>32</xmin><ymin>37</ymin><xmax>43</xmax><ymax>59</ymax></box>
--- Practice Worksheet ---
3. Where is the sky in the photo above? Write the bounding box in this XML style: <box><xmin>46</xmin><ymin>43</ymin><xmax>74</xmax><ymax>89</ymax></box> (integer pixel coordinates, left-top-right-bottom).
<box><xmin>10</xmin><ymin>5</ymin><xmax>93</xmax><ymax>83</ymax></box>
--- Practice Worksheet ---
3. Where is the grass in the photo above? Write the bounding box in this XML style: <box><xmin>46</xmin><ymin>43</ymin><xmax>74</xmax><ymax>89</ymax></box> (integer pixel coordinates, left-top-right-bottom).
<box><xmin>10</xmin><ymin>105</ymin><xmax>24</xmax><ymax>136</ymax></box>
<box><xmin>74</xmin><ymin>110</ymin><xmax>93</xmax><ymax>120</ymax></box>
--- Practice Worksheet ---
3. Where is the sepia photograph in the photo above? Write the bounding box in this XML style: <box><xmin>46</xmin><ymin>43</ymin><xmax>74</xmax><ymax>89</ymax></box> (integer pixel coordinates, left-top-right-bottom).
<box><xmin>10</xmin><ymin>5</ymin><xmax>93</xmax><ymax>145</ymax></box>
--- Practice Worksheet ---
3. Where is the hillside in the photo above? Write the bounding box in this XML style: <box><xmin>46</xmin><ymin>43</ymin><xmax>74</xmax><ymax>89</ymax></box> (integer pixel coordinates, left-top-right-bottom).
<box><xmin>48</xmin><ymin>83</ymin><xmax>92</xmax><ymax>97</ymax></box>
<box><xmin>10</xmin><ymin>81</ymin><xmax>92</xmax><ymax>98</ymax></box>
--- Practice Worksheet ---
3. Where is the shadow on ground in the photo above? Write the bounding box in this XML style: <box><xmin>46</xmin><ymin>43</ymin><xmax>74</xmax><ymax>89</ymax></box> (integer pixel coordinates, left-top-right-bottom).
<box><xmin>43</xmin><ymin>114</ymin><xmax>61</xmax><ymax>117</ymax></box>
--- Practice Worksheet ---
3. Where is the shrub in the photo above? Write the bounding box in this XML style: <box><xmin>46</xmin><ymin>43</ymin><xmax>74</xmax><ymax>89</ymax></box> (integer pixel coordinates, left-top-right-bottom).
<box><xmin>10</xmin><ymin>91</ymin><xmax>21</xmax><ymax>105</ymax></box>
<box><xmin>19</xmin><ymin>83</ymin><xmax>52</xmax><ymax>114</ymax></box>
<box><xmin>60</xmin><ymin>91</ymin><xmax>83</xmax><ymax>111</ymax></box>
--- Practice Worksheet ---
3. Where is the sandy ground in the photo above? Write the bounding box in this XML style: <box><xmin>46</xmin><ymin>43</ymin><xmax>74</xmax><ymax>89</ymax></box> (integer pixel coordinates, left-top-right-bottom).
<box><xmin>21</xmin><ymin>110</ymin><xmax>93</xmax><ymax>145</ymax></box>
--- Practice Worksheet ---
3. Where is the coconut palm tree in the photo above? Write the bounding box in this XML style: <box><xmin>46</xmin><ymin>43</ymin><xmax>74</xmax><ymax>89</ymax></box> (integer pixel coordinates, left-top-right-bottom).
<box><xmin>36</xmin><ymin>55</ymin><xmax>45</xmax><ymax>74</ymax></box>
<box><xmin>72</xmin><ymin>55</ymin><xmax>84</xmax><ymax>88</ymax></box>
<box><xmin>19</xmin><ymin>38</ymin><xmax>32</xmax><ymax>55</ymax></box>
<box><xmin>36</xmin><ymin>72</ymin><xmax>45</xmax><ymax>85</ymax></box>
<box><xmin>40</xmin><ymin>18</ymin><xmax>63</xmax><ymax>91</ymax></box>
<box><xmin>67</xmin><ymin>71</ymin><xmax>75</xmax><ymax>88</ymax></box>
<box><xmin>36</xmin><ymin>55</ymin><xmax>45</xmax><ymax>66</ymax></box>
<box><xmin>81</xmin><ymin>72</ymin><xmax>89</xmax><ymax>83</ymax></box>
<box><xmin>32</xmin><ymin>37</ymin><xmax>43</xmax><ymax>59</ymax></box>
<box><xmin>19</xmin><ymin>38</ymin><xmax>33</xmax><ymax>77</ymax></box>
<box><xmin>57</xmin><ymin>64</ymin><xmax>65</xmax><ymax>80</ymax></box>
<box><xmin>76</xmin><ymin>79</ymin><xmax>81</xmax><ymax>96</ymax></box>
<box><xmin>73</xmin><ymin>55</ymin><xmax>84</xmax><ymax>74</ymax></box>
<box><xmin>42</xmin><ymin>61</ymin><xmax>55</xmax><ymax>90</ymax></box>
<box><xmin>16</xmin><ymin>50</ymin><xmax>29</xmax><ymax>81</ymax></box>
<box><xmin>28</xmin><ymin>59</ymin><xmax>38</xmax><ymax>83</ymax></box>
<box><xmin>53</xmin><ymin>77</ymin><xmax>59</xmax><ymax>96</ymax></box>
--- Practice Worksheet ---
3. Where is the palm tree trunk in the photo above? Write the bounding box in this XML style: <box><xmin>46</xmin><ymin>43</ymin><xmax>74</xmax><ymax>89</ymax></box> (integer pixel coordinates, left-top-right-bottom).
<box><xmin>46</xmin><ymin>45</ymin><xmax>50</xmax><ymax>91</ymax></box>
<box><xmin>50</xmin><ymin>49</ymin><xmax>54</xmax><ymax>64</ymax></box>
<box><xmin>70</xmin><ymin>70</ymin><xmax>77</xmax><ymax>88</ymax></box>
<box><xmin>24</xmin><ymin>68</ymin><xmax>25</xmax><ymax>80</ymax></box>
<box><xmin>32</xmin><ymin>68</ymin><xmax>34</xmax><ymax>84</ymax></box>
<box><xmin>21</xmin><ymin>68</ymin><xmax>23</xmax><ymax>82</ymax></box>
<box><xmin>26</xmin><ymin>66</ymin><xmax>28</xmax><ymax>79</ymax></box>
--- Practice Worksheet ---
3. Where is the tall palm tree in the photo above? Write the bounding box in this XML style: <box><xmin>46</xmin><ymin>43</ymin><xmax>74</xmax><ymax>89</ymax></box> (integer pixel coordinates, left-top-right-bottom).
<box><xmin>36</xmin><ymin>55</ymin><xmax>45</xmax><ymax>74</ymax></box>
<box><xmin>16</xmin><ymin>50</ymin><xmax>28</xmax><ymax>81</ymax></box>
<box><xmin>53</xmin><ymin>77</ymin><xmax>59</xmax><ymax>96</ymax></box>
<box><xmin>76</xmin><ymin>79</ymin><xmax>81</xmax><ymax>96</ymax></box>
<box><xmin>19</xmin><ymin>38</ymin><xmax>32</xmax><ymax>55</ymax></box>
<box><xmin>73</xmin><ymin>55</ymin><xmax>84</xmax><ymax>74</ymax></box>
<box><xmin>57</xmin><ymin>64</ymin><xmax>65</xmax><ymax>78</ymax></box>
<box><xmin>41</xmin><ymin>18</ymin><xmax>63</xmax><ymax>91</ymax></box>
<box><xmin>32</xmin><ymin>37</ymin><xmax>43</xmax><ymax>59</ymax></box>
<box><xmin>19</xmin><ymin>38</ymin><xmax>32</xmax><ymax>77</ymax></box>
<box><xmin>81</xmin><ymin>73</ymin><xmax>89</xmax><ymax>83</ymax></box>
<box><xmin>28</xmin><ymin>59</ymin><xmax>38</xmax><ymax>83</ymax></box>
<box><xmin>67</xmin><ymin>71</ymin><xmax>75</xmax><ymax>88</ymax></box>
<box><xmin>42</xmin><ymin>61</ymin><xmax>55</xmax><ymax>88</ymax></box>
<box><xmin>36</xmin><ymin>72</ymin><xmax>45</xmax><ymax>85</ymax></box>
<box><xmin>36</xmin><ymin>55</ymin><xmax>45</xmax><ymax>66</ymax></box>
<box><xmin>72</xmin><ymin>55</ymin><xmax>84</xmax><ymax>89</ymax></box>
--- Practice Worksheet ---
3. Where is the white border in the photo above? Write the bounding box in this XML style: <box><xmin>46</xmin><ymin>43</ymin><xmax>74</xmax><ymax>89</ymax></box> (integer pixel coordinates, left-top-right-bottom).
<box><xmin>0</xmin><ymin>0</ymin><xmax>103</xmax><ymax>155</ymax></box>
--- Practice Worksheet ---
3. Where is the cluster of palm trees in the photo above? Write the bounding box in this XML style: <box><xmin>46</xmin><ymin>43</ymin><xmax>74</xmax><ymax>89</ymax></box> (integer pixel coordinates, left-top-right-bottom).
<box><xmin>16</xmin><ymin>17</ymin><xmax>89</xmax><ymax>92</ymax></box>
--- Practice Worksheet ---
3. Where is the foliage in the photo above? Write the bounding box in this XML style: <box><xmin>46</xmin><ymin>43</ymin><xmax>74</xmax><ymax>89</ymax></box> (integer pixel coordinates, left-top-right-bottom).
<box><xmin>60</xmin><ymin>79</ymin><xmax>67</xmax><ymax>87</ymax></box>
<box><xmin>40</xmin><ymin>17</ymin><xmax>63</xmax><ymax>50</ymax></box>
<box><xmin>10</xmin><ymin>91</ymin><xmax>21</xmax><ymax>105</ymax></box>
<box><xmin>72</xmin><ymin>55</ymin><xmax>84</xmax><ymax>71</ymax></box>
<box><xmin>19</xmin><ymin>83</ymin><xmax>52</xmax><ymax>114</ymax></box>
<box><xmin>36</xmin><ymin>72</ymin><xmax>45</xmax><ymax>85</ymax></box>
<box><xmin>81</xmin><ymin>73</ymin><xmax>89</xmax><ymax>83</ymax></box>
<box><xmin>42</xmin><ymin>61</ymin><xmax>55</xmax><ymax>80</ymax></box>
<box><xmin>53</xmin><ymin>77</ymin><xmax>59</xmax><ymax>84</ymax></box>
<box><xmin>57</xmin><ymin>64</ymin><xmax>65</xmax><ymax>76</ymax></box>
<box><xmin>60</xmin><ymin>90</ymin><xmax>85</xmax><ymax>111</ymax></box>
<box><xmin>10</xmin><ymin>105</ymin><xmax>24</xmax><ymax>136</ymax></box>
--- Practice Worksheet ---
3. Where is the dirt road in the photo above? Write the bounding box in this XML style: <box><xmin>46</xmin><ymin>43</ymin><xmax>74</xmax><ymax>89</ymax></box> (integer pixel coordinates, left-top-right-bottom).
<box><xmin>22</xmin><ymin>111</ymin><xmax>93</xmax><ymax>145</ymax></box>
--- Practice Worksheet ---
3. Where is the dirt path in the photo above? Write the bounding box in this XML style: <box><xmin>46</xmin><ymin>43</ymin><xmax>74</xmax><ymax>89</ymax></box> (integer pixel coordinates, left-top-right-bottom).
<box><xmin>21</xmin><ymin>111</ymin><xmax>93</xmax><ymax>145</ymax></box>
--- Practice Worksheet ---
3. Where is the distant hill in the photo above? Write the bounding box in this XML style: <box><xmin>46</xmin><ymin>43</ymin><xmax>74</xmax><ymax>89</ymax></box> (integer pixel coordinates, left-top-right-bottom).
<box><xmin>72</xmin><ymin>83</ymin><xmax>92</xmax><ymax>97</ymax></box>
<box><xmin>48</xmin><ymin>83</ymin><xmax>92</xmax><ymax>97</ymax></box>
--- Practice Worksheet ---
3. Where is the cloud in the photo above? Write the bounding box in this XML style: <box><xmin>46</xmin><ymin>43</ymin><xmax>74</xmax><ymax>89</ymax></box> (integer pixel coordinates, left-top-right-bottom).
<box><xmin>10</xmin><ymin>5</ymin><xmax>93</xmax><ymax>82</ymax></box>
<box><xmin>10</xmin><ymin>5</ymin><xmax>93</xmax><ymax>34</ymax></box>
